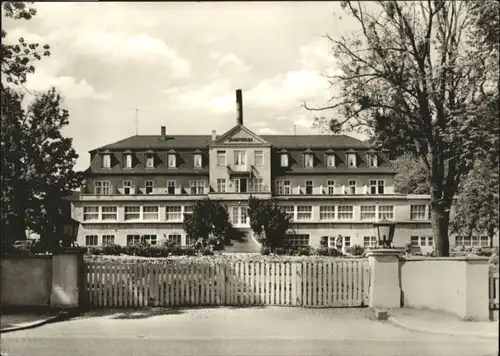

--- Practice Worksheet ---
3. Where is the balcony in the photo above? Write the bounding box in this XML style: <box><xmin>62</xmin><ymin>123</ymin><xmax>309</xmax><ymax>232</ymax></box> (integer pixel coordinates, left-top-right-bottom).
<box><xmin>208</xmin><ymin>184</ymin><xmax>271</xmax><ymax>200</ymax></box>
<box><xmin>80</xmin><ymin>186</ymin><xmax>210</xmax><ymax>201</ymax></box>
<box><xmin>227</xmin><ymin>164</ymin><xmax>252</xmax><ymax>174</ymax></box>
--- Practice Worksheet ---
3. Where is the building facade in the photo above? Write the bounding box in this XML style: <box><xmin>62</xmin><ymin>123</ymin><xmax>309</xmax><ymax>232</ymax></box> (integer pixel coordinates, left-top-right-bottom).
<box><xmin>72</xmin><ymin>90</ymin><xmax>495</xmax><ymax>252</ymax></box>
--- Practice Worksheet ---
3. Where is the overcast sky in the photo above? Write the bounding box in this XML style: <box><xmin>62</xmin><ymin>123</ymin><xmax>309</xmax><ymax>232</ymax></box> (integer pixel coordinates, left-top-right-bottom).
<box><xmin>2</xmin><ymin>2</ymin><xmax>366</xmax><ymax>171</ymax></box>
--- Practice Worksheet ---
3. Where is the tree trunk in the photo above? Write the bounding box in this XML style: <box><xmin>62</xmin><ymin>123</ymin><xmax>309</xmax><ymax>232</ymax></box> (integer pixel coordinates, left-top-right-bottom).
<box><xmin>431</xmin><ymin>203</ymin><xmax>450</xmax><ymax>257</ymax></box>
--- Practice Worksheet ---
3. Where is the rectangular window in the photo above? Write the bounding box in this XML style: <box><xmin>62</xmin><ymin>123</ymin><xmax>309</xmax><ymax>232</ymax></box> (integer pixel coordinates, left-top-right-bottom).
<box><xmin>193</xmin><ymin>153</ymin><xmax>202</xmax><ymax>168</ymax></box>
<box><xmin>326</xmin><ymin>154</ymin><xmax>335</xmax><ymax>167</ymax></box>
<box><xmin>168</xmin><ymin>234</ymin><xmax>182</xmax><ymax>245</ymax></box>
<box><xmin>166</xmin><ymin>206</ymin><xmax>182</xmax><ymax>221</ymax></box>
<box><xmin>94</xmin><ymin>181</ymin><xmax>111</xmax><ymax>195</ymax></box>
<box><xmin>234</xmin><ymin>150</ymin><xmax>246</xmax><ymax>165</ymax></box>
<box><xmin>231</xmin><ymin>206</ymin><xmax>240</xmax><ymax>225</ymax></box>
<box><xmin>428</xmin><ymin>205</ymin><xmax>432</xmax><ymax>220</ymax></box>
<box><xmin>276</xmin><ymin>180</ymin><xmax>291</xmax><ymax>195</ymax></box>
<box><xmin>217</xmin><ymin>178</ymin><xmax>226</xmax><ymax>193</ymax></box>
<box><xmin>254</xmin><ymin>151</ymin><xmax>264</xmax><ymax>166</ymax></box>
<box><xmin>305</xmin><ymin>180</ymin><xmax>313</xmax><ymax>195</ymax></box>
<box><xmin>143</xmin><ymin>206</ymin><xmax>159</xmax><ymax>220</ymax></box>
<box><xmin>369</xmin><ymin>180</ymin><xmax>377</xmax><ymax>195</ymax></box>
<box><xmin>378</xmin><ymin>205</ymin><xmax>394</xmax><ymax>220</ymax></box>
<box><xmin>367</xmin><ymin>154</ymin><xmax>378</xmax><ymax>167</ymax></box>
<box><xmin>296</xmin><ymin>205</ymin><xmax>312</xmax><ymax>220</ymax></box>
<box><xmin>124</xmin><ymin>206</ymin><xmax>141</xmax><ymax>221</ymax></box>
<box><xmin>327</xmin><ymin>180</ymin><xmax>335</xmax><ymax>194</ymax></box>
<box><xmin>363</xmin><ymin>236</ymin><xmax>377</xmax><ymax>247</ymax></box>
<box><xmin>463</xmin><ymin>236</ymin><xmax>471</xmax><ymax>246</ymax></box>
<box><xmin>281</xmin><ymin>205</ymin><xmax>295</xmax><ymax>220</ymax></box>
<box><xmin>102</xmin><ymin>154</ymin><xmax>111</xmax><ymax>168</ymax></box>
<box><xmin>410</xmin><ymin>205</ymin><xmax>427</xmax><ymax>220</ymax></box>
<box><xmin>360</xmin><ymin>205</ymin><xmax>376</xmax><ymax>221</ymax></box>
<box><xmin>143</xmin><ymin>234</ymin><xmax>157</xmax><ymax>245</ymax></box>
<box><xmin>167</xmin><ymin>180</ymin><xmax>175</xmax><ymax>194</ymax></box>
<box><xmin>280</xmin><ymin>153</ymin><xmax>289</xmax><ymax>167</ymax></box>
<box><xmin>252</xmin><ymin>178</ymin><xmax>264</xmax><ymax>192</ymax></box>
<box><xmin>348</xmin><ymin>180</ymin><xmax>356</xmax><ymax>194</ymax></box>
<box><xmin>145</xmin><ymin>180</ymin><xmax>154</xmax><ymax>195</ymax></box>
<box><xmin>123</xmin><ymin>180</ymin><xmax>132</xmax><ymax>195</ymax></box>
<box><xmin>347</xmin><ymin>153</ymin><xmax>356</xmax><ymax>167</ymax></box>
<box><xmin>284</xmin><ymin>234</ymin><xmax>310</xmax><ymax>247</ymax></box>
<box><xmin>480</xmin><ymin>236</ymin><xmax>489</xmax><ymax>247</ymax></box>
<box><xmin>240</xmin><ymin>206</ymin><xmax>247</xmax><ymax>224</ymax></box>
<box><xmin>427</xmin><ymin>236</ymin><xmax>433</xmax><ymax>246</ymax></box>
<box><xmin>337</xmin><ymin>205</ymin><xmax>354</xmax><ymax>220</ymax></box>
<box><xmin>167</xmin><ymin>154</ymin><xmax>176</xmax><ymax>168</ymax></box>
<box><xmin>217</xmin><ymin>151</ymin><xmax>226</xmax><ymax>166</ymax></box>
<box><xmin>329</xmin><ymin>235</ymin><xmax>351</xmax><ymax>248</ymax></box>
<box><xmin>146</xmin><ymin>154</ymin><xmax>154</xmax><ymax>168</ymax></box>
<box><xmin>319</xmin><ymin>206</ymin><xmax>336</xmax><ymax>221</ymax></box>
<box><xmin>101</xmin><ymin>206</ymin><xmax>118</xmax><ymax>220</ymax></box>
<box><xmin>410</xmin><ymin>236</ymin><xmax>419</xmax><ymax>247</ymax></box>
<box><xmin>83</xmin><ymin>206</ymin><xmax>99</xmax><ymax>221</ymax></box>
<box><xmin>102</xmin><ymin>235</ymin><xmax>115</xmax><ymax>246</ymax></box>
<box><xmin>85</xmin><ymin>235</ymin><xmax>98</xmax><ymax>246</ymax></box>
<box><xmin>377</xmin><ymin>180</ymin><xmax>385</xmax><ymax>194</ymax></box>
<box><xmin>124</xmin><ymin>154</ymin><xmax>132</xmax><ymax>168</ymax></box>
<box><xmin>304</xmin><ymin>153</ymin><xmax>314</xmax><ymax>167</ymax></box>
<box><xmin>190</xmin><ymin>180</ymin><xmax>205</xmax><ymax>195</ymax></box>
<box><xmin>344</xmin><ymin>236</ymin><xmax>351</xmax><ymax>247</ymax></box>
<box><xmin>183</xmin><ymin>205</ymin><xmax>193</xmax><ymax>216</ymax></box>
<box><xmin>126</xmin><ymin>235</ymin><xmax>141</xmax><ymax>246</ymax></box>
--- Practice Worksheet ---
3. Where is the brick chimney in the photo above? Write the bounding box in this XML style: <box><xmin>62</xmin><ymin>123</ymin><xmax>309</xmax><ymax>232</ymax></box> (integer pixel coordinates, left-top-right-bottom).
<box><xmin>160</xmin><ymin>126</ymin><xmax>166</xmax><ymax>140</ymax></box>
<box><xmin>236</xmin><ymin>89</ymin><xmax>243</xmax><ymax>125</ymax></box>
<box><xmin>212</xmin><ymin>130</ymin><xmax>217</xmax><ymax>141</ymax></box>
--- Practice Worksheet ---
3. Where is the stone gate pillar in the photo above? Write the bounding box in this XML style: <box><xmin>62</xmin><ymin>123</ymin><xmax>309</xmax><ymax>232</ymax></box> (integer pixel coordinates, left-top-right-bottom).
<box><xmin>367</xmin><ymin>249</ymin><xmax>402</xmax><ymax>309</ymax></box>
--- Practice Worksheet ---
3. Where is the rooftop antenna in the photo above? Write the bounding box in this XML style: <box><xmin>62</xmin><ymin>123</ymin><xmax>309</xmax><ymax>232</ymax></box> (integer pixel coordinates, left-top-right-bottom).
<box><xmin>135</xmin><ymin>108</ymin><xmax>139</xmax><ymax>135</ymax></box>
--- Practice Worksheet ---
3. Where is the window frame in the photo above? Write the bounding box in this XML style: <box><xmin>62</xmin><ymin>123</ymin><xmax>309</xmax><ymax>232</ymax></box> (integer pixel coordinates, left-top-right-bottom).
<box><xmin>280</xmin><ymin>153</ymin><xmax>289</xmax><ymax>167</ymax></box>
<box><xmin>319</xmin><ymin>205</ymin><xmax>336</xmax><ymax>221</ymax></box>
<box><xmin>346</xmin><ymin>153</ymin><xmax>357</xmax><ymax>167</ymax></box>
<box><xmin>337</xmin><ymin>205</ymin><xmax>354</xmax><ymax>220</ymax></box>
<box><xmin>167</xmin><ymin>153</ymin><xmax>177</xmax><ymax>168</ymax></box>
<box><xmin>305</xmin><ymin>180</ymin><xmax>313</xmax><ymax>195</ymax></box>
<box><xmin>304</xmin><ymin>153</ymin><xmax>314</xmax><ymax>168</ymax></box>
<box><xmin>327</xmin><ymin>180</ymin><xmax>335</xmax><ymax>194</ymax></box>
<box><xmin>216</xmin><ymin>151</ymin><xmax>226</xmax><ymax>166</ymax></box>
<box><xmin>145</xmin><ymin>180</ymin><xmax>154</xmax><ymax>195</ymax></box>
<box><xmin>410</xmin><ymin>205</ymin><xmax>427</xmax><ymax>221</ymax></box>
<box><xmin>166</xmin><ymin>205</ymin><xmax>183</xmax><ymax>222</ymax></box>
<box><xmin>124</xmin><ymin>206</ymin><xmax>141</xmax><ymax>221</ymax></box>
<box><xmin>217</xmin><ymin>178</ymin><xmax>227</xmax><ymax>193</ymax></box>
<box><xmin>325</xmin><ymin>154</ymin><xmax>335</xmax><ymax>168</ymax></box>
<box><xmin>102</xmin><ymin>154</ymin><xmax>111</xmax><ymax>168</ymax></box>
<box><xmin>85</xmin><ymin>235</ymin><xmax>99</xmax><ymax>246</ymax></box>
<box><xmin>193</xmin><ymin>153</ymin><xmax>202</xmax><ymax>168</ymax></box>
<box><xmin>102</xmin><ymin>235</ymin><xmax>115</xmax><ymax>246</ymax></box>
<box><xmin>234</xmin><ymin>150</ymin><xmax>246</xmax><ymax>165</ymax></box>
<box><xmin>296</xmin><ymin>205</ymin><xmax>313</xmax><ymax>221</ymax></box>
<box><xmin>145</xmin><ymin>154</ymin><xmax>155</xmax><ymax>169</ymax></box>
<box><xmin>124</xmin><ymin>153</ymin><xmax>132</xmax><ymax>169</ymax></box>
<box><xmin>254</xmin><ymin>150</ymin><xmax>264</xmax><ymax>166</ymax></box>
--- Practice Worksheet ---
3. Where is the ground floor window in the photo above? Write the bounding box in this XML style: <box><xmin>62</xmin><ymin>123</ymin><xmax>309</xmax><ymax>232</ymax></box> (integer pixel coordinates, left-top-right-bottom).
<box><xmin>328</xmin><ymin>236</ymin><xmax>351</xmax><ymax>249</ymax></box>
<box><xmin>455</xmin><ymin>236</ymin><xmax>490</xmax><ymax>247</ymax></box>
<box><xmin>168</xmin><ymin>234</ymin><xmax>182</xmax><ymax>245</ymax></box>
<box><xmin>142</xmin><ymin>234</ymin><xmax>157</xmax><ymax>245</ymax></box>
<box><xmin>231</xmin><ymin>206</ymin><xmax>248</xmax><ymax>225</ymax></box>
<box><xmin>363</xmin><ymin>236</ymin><xmax>377</xmax><ymax>247</ymax></box>
<box><xmin>410</xmin><ymin>236</ymin><xmax>433</xmax><ymax>247</ymax></box>
<box><xmin>85</xmin><ymin>235</ymin><xmax>98</xmax><ymax>246</ymax></box>
<box><xmin>102</xmin><ymin>235</ymin><xmax>115</xmax><ymax>246</ymax></box>
<box><xmin>126</xmin><ymin>235</ymin><xmax>141</xmax><ymax>246</ymax></box>
<box><xmin>284</xmin><ymin>234</ymin><xmax>310</xmax><ymax>247</ymax></box>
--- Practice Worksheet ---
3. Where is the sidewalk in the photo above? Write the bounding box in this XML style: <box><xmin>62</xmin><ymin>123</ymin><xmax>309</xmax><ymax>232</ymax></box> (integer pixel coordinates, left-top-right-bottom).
<box><xmin>1</xmin><ymin>311</ymin><xmax>67</xmax><ymax>333</ymax></box>
<box><xmin>386</xmin><ymin>308</ymin><xmax>499</xmax><ymax>339</ymax></box>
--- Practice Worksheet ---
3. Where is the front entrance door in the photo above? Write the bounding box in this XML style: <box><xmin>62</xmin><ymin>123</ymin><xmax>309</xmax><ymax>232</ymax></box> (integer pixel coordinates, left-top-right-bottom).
<box><xmin>234</xmin><ymin>178</ymin><xmax>248</xmax><ymax>193</ymax></box>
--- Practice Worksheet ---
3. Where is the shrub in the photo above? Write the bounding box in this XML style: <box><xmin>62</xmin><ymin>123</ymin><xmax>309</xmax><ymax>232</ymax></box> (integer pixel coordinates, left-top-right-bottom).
<box><xmin>182</xmin><ymin>246</ymin><xmax>197</xmax><ymax>256</ymax></box>
<box><xmin>102</xmin><ymin>244</ymin><xmax>122</xmax><ymax>256</ymax></box>
<box><xmin>296</xmin><ymin>246</ymin><xmax>311</xmax><ymax>256</ymax></box>
<box><xmin>87</xmin><ymin>246</ymin><xmax>103</xmax><ymax>255</ymax></box>
<box><xmin>319</xmin><ymin>236</ymin><xmax>328</xmax><ymax>248</ymax></box>
<box><xmin>201</xmin><ymin>246</ymin><xmax>214</xmax><ymax>256</ymax></box>
<box><xmin>274</xmin><ymin>247</ymin><xmax>289</xmax><ymax>255</ymax></box>
<box><xmin>346</xmin><ymin>245</ymin><xmax>365</xmax><ymax>256</ymax></box>
<box><xmin>316</xmin><ymin>246</ymin><xmax>329</xmax><ymax>256</ymax></box>
<box><xmin>261</xmin><ymin>246</ymin><xmax>271</xmax><ymax>255</ymax></box>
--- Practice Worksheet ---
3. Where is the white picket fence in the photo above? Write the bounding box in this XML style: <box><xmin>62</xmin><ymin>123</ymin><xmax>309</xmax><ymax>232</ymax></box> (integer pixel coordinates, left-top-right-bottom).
<box><xmin>84</xmin><ymin>259</ymin><xmax>370</xmax><ymax>308</ymax></box>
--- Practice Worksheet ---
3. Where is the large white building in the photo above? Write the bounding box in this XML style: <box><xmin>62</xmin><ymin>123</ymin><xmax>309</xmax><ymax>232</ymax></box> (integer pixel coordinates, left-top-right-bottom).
<box><xmin>71</xmin><ymin>90</ymin><xmax>495</xmax><ymax>252</ymax></box>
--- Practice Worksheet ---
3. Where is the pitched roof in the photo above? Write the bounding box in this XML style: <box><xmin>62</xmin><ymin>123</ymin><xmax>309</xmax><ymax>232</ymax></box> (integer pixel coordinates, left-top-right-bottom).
<box><xmin>90</xmin><ymin>134</ymin><xmax>371</xmax><ymax>152</ymax></box>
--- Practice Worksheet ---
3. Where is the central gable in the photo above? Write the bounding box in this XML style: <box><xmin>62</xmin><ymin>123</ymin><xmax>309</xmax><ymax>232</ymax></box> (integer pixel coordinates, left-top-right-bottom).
<box><xmin>210</xmin><ymin>125</ymin><xmax>269</xmax><ymax>146</ymax></box>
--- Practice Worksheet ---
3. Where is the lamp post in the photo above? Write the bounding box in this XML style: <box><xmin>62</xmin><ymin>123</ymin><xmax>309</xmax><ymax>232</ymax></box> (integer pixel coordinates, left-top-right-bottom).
<box><xmin>61</xmin><ymin>218</ymin><xmax>80</xmax><ymax>248</ymax></box>
<box><xmin>373</xmin><ymin>219</ymin><xmax>396</xmax><ymax>249</ymax></box>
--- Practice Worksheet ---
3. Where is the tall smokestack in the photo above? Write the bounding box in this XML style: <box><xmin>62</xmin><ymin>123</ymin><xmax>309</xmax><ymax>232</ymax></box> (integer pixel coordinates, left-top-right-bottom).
<box><xmin>160</xmin><ymin>126</ymin><xmax>166</xmax><ymax>140</ymax></box>
<box><xmin>236</xmin><ymin>89</ymin><xmax>243</xmax><ymax>125</ymax></box>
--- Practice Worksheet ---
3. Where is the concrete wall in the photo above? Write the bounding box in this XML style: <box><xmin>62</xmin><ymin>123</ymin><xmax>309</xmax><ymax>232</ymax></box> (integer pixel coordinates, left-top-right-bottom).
<box><xmin>1</xmin><ymin>256</ymin><xmax>52</xmax><ymax>307</ymax></box>
<box><xmin>399</xmin><ymin>257</ymin><xmax>490</xmax><ymax>320</ymax></box>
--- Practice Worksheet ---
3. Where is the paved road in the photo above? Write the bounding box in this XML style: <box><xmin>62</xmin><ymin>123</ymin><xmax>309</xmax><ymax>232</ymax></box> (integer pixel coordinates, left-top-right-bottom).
<box><xmin>1</xmin><ymin>307</ymin><xmax>497</xmax><ymax>356</ymax></box>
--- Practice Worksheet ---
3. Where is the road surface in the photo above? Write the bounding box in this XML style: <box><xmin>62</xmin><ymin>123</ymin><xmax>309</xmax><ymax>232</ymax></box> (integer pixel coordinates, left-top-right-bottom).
<box><xmin>1</xmin><ymin>307</ymin><xmax>497</xmax><ymax>356</ymax></box>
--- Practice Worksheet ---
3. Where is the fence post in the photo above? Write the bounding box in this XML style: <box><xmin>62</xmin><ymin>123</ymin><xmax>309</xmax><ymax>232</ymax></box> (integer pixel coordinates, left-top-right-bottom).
<box><xmin>219</xmin><ymin>263</ymin><xmax>226</xmax><ymax>305</ymax></box>
<box><xmin>294</xmin><ymin>263</ymin><xmax>302</xmax><ymax>306</ymax></box>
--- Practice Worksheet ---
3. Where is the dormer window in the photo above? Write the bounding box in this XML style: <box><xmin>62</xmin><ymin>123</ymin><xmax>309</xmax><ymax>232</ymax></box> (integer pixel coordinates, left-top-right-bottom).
<box><xmin>325</xmin><ymin>150</ymin><xmax>335</xmax><ymax>168</ymax></box>
<box><xmin>303</xmin><ymin>150</ymin><xmax>314</xmax><ymax>168</ymax></box>
<box><xmin>280</xmin><ymin>153</ymin><xmax>289</xmax><ymax>167</ymax></box>
<box><xmin>167</xmin><ymin>152</ymin><xmax>177</xmax><ymax>168</ymax></box>
<box><xmin>193</xmin><ymin>151</ymin><xmax>203</xmax><ymax>168</ymax></box>
<box><xmin>366</xmin><ymin>151</ymin><xmax>378</xmax><ymax>167</ymax></box>
<box><xmin>124</xmin><ymin>150</ymin><xmax>133</xmax><ymax>168</ymax></box>
<box><xmin>102</xmin><ymin>153</ymin><xmax>111</xmax><ymax>168</ymax></box>
<box><xmin>346</xmin><ymin>150</ymin><xmax>357</xmax><ymax>168</ymax></box>
<box><xmin>145</xmin><ymin>151</ymin><xmax>155</xmax><ymax>168</ymax></box>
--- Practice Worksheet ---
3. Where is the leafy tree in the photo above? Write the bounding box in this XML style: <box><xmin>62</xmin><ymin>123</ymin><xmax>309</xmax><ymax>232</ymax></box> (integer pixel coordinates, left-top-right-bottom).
<box><xmin>391</xmin><ymin>153</ymin><xmax>429</xmax><ymax>195</ymax></box>
<box><xmin>247</xmin><ymin>196</ymin><xmax>291</xmax><ymax>250</ymax></box>
<box><xmin>183</xmin><ymin>200</ymin><xmax>233</xmax><ymax>249</ymax></box>
<box><xmin>304</xmin><ymin>1</ymin><xmax>498</xmax><ymax>256</ymax></box>
<box><xmin>1</xmin><ymin>2</ymin><xmax>82</xmax><ymax>249</ymax></box>
<box><xmin>451</xmin><ymin>159</ymin><xmax>499</xmax><ymax>248</ymax></box>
